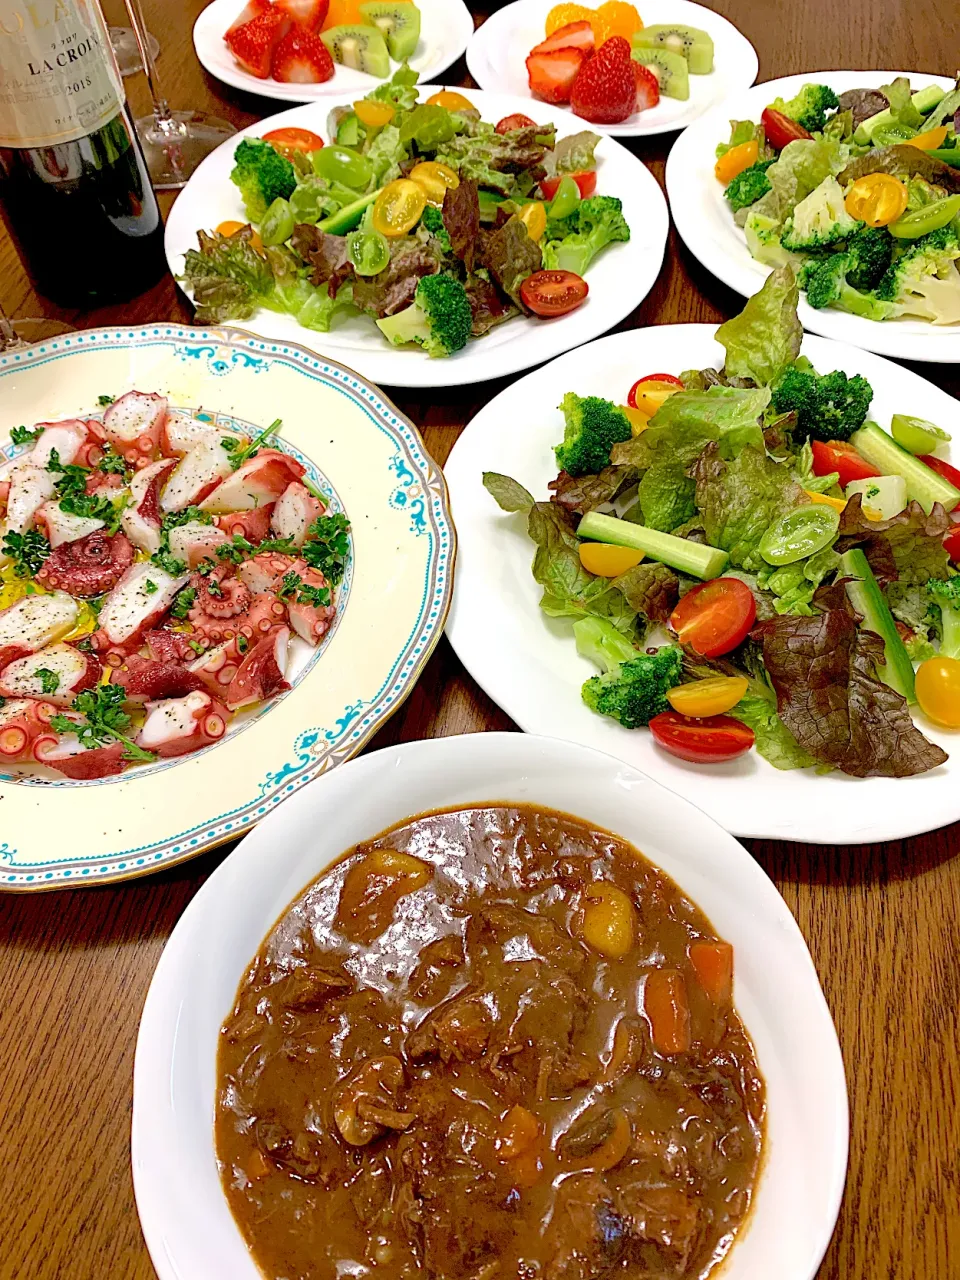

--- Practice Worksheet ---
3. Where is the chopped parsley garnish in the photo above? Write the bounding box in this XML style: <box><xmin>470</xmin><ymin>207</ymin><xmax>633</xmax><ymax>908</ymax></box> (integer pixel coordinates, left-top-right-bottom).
<box><xmin>35</xmin><ymin>668</ymin><xmax>60</xmax><ymax>694</ymax></box>
<box><xmin>49</xmin><ymin>684</ymin><xmax>156</xmax><ymax>763</ymax></box>
<box><xmin>207</xmin><ymin>576</ymin><xmax>223</xmax><ymax>597</ymax></box>
<box><xmin>10</xmin><ymin>425</ymin><xmax>43</xmax><ymax>447</ymax></box>
<box><xmin>2</xmin><ymin>528</ymin><xmax>51</xmax><ymax>578</ymax></box>
<box><xmin>220</xmin><ymin>418</ymin><xmax>282</xmax><ymax>470</ymax></box>
<box><xmin>300</xmin><ymin>513</ymin><xmax>350</xmax><ymax>587</ymax></box>
<box><xmin>189</xmin><ymin>639</ymin><xmax>205</xmax><ymax>655</ymax></box>
<box><xmin>169</xmin><ymin>587</ymin><xmax>196</xmax><ymax>620</ymax></box>
<box><xmin>151</xmin><ymin>508</ymin><xmax>212</xmax><ymax>575</ymax></box>
<box><xmin>47</xmin><ymin>448</ymin><xmax>89</xmax><ymax>499</ymax></box>
<box><xmin>150</xmin><ymin>549</ymin><xmax>187</xmax><ymax>577</ymax></box>
<box><xmin>276</xmin><ymin>570</ymin><xmax>330</xmax><ymax>608</ymax></box>
<box><xmin>215</xmin><ymin>534</ymin><xmax>256</xmax><ymax>564</ymax></box>
<box><xmin>59</xmin><ymin>491</ymin><xmax>126</xmax><ymax>534</ymax></box>
<box><xmin>236</xmin><ymin>634</ymin><xmax>249</xmax><ymax>654</ymax></box>
<box><xmin>97</xmin><ymin>393</ymin><xmax>115</xmax><ymax>406</ymax></box>
<box><xmin>161</xmin><ymin>506</ymin><xmax>213</xmax><ymax>534</ymax></box>
<box><xmin>0</xmin><ymin>696</ymin><xmax>5</xmax><ymax>709</ymax></box>
<box><xmin>75</xmin><ymin>638</ymin><xmax>94</xmax><ymax>654</ymax></box>
<box><xmin>144</xmin><ymin>579</ymin><xmax>158</xmax><ymax>595</ymax></box>
<box><xmin>97</xmin><ymin>447</ymin><xmax>129</xmax><ymax>477</ymax></box>
<box><xmin>257</xmin><ymin>536</ymin><xmax>297</xmax><ymax>555</ymax></box>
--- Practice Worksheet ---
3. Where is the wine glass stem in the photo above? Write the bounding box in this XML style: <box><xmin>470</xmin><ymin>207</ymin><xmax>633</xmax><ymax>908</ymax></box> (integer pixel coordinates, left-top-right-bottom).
<box><xmin>123</xmin><ymin>0</ymin><xmax>172</xmax><ymax>123</ymax></box>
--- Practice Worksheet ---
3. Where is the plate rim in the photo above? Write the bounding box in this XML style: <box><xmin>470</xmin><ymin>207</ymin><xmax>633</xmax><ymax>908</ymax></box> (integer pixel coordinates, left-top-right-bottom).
<box><xmin>0</xmin><ymin>321</ymin><xmax>456</xmax><ymax>891</ymax></box>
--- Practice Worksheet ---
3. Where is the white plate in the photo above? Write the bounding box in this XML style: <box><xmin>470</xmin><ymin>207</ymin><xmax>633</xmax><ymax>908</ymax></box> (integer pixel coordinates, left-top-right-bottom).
<box><xmin>164</xmin><ymin>89</ymin><xmax>668</xmax><ymax>389</ymax></box>
<box><xmin>193</xmin><ymin>0</ymin><xmax>474</xmax><ymax>102</ymax></box>
<box><xmin>666</xmin><ymin>70</ymin><xmax>960</xmax><ymax>363</ymax></box>
<box><xmin>444</xmin><ymin>324</ymin><xmax>960</xmax><ymax>844</ymax></box>
<box><xmin>132</xmin><ymin>731</ymin><xmax>847</xmax><ymax>1280</ymax></box>
<box><xmin>467</xmin><ymin>0</ymin><xmax>758</xmax><ymax>138</ymax></box>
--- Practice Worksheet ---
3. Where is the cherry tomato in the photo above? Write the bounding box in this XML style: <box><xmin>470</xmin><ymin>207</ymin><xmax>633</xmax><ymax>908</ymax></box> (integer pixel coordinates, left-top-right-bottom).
<box><xmin>627</xmin><ymin>372</ymin><xmax>684</xmax><ymax>407</ymax></box>
<box><xmin>426</xmin><ymin>90</ymin><xmax>475</xmax><ymax>112</ymax></box>
<box><xmin>919</xmin><ymin>453</ymin><xmax>960</xmax><ymax>489</ymax></box>
<box><xmin>517</xmin><ymin>200</ymin><xmax>548</xmax><ymax>242</ymax></box>
<box><xmin>943</xmin><ymin>525</ymin><xmax>960</xmax><ymax>562</ymax></box>
<box><xmin>519</xmin><ymin>269</ymin><xmax>589</xmax><ymax>317</ymax></box>
<box><xmin>915</xmin><ymin>655</ymin><xmax>960</xmax><ymax>728</ymax></box>
<box><xmin>539</xmin><ymin>170</ymin><xmax>598</xmax><ymax>201</ymax></box>
<box><xmin>667</xmin><ymin>675</ymin><xmax>748</xmax><ymax>718</ymax></box>
<box><xmin>496</xmin><ymin>112</ymin><xmax>537</xmax><ymax>133</ymax></box>
<box><xmin>215</xmin><ymin>220</ymin><xmax>263</xmax><ymax>252</ymax></box>
<box><xmin>262</xmin><ymin>127</ymin><xmax>324</xmax><ymax>154</ymax></box>
<box><xmin>760</xmin><ymin>107</ymin><xmax>811</xmax><ymax>150</ymax></box>
<box><xmin>843</xmin><ymin>173</ymin><xmax>908</xmax><ymax>228</ymax></box>
<box><xmin>353</xmin><ymin>99</ymin><xmax>395</xmax><ymax>128</ymax></box>
<box><xmin>810</xmin><ymin>439</ymin><xmax>880</xmax><ymax>488</ymax></box>
<box><xmin>714</xmin><ymin>139</ymin><xmax>759</xmax><ymax>185</ymax></box>
<box><xmin>906</xmin><ymin>125</ymin><xmax>950</xmax><ymax>151</ymax></box>
<box><xmin>579</xmin><ymin>543</ymin><xmax>644</xmax><ymax>576</ymax></box>
<box><xmin>649</xmin><ymin>712</ymin><xmax>755</xmax><ymax>763</ymax></box>
<box><xmin>408</xmin><ymin>160</ymin><xmax>459</xmax><ymax>205</ymax></box>
<box><xmin>372</xmin><ymin>179</ymin><xmax>427</xmax><ymax>237</ymax></box>
<box><xmin>668</xmin><ymin>578</ymin><xmax>756</xmax><ymax>658</ymax></box>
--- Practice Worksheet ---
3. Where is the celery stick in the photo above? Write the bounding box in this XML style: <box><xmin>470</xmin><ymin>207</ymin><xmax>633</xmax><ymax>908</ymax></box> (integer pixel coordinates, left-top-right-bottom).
<box><xmin>577</xmin><ymin>511</ymin><xmax>729</xmax><ymax>579</ymax></box>
<box><xmin>850</xmin><ymin>422</ymin><xmax>960</xmax><ymax>514</ymax></box>
<box><xmin>840</xmin><ymin>548</ymin><xmax>916</xmax><ymax>702</ymax></box>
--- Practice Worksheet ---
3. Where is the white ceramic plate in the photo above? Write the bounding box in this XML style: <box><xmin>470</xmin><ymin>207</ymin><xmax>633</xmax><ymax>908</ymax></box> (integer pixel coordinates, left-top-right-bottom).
<box><xmin>445</xmin><ymin>324</ymin><xmax>960</xmax><ymax>844</ymax></box>
<box><xmin>132</xmin><ymin>731</ymin><xmax>847</xmax><ymax>1280</ymax></box>
<box><xmin>164</xmin><ymin>89</ymin><xmax>668</xmax><ymax>389</ymax></box>
<box><xmin>467</xmin><ymin>0</ymin><xmax>758</xmax><ymax>138</ymax></box>
<box><xmin>0</xmin><ymin>325</ymin><xmax>453</xmax><ymax>889</ymax></box>
<box><xmin>193</xmin><ymin>0</ymin><xmax>474</xmax><ymax>102</ymax></box>
<box><xmin>666</xmin><ymin>70</ymin><xmax>960</xmax><ymax>363</ymax></box>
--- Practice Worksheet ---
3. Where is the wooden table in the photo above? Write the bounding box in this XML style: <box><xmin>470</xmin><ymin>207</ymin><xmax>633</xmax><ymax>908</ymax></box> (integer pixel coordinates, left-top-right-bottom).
<box><xmin>2</xmin><ymin>1</ymin><xmax>959</xmax><ymax>1276</ymax></box>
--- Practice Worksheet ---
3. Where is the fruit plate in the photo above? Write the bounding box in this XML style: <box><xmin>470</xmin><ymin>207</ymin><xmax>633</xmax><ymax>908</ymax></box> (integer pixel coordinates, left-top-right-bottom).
<box><xmin>666</xmin><ymin>71</ymin><xmax>960</xmax><ymax>363</ymax></box>
<box><xmin>192</xmin><ymin>0</ymin><xmax>474</xmax><ymax>103</ymax></box>
<box><xmin>466</xmin><ymin>0</ymin><xmax>758</xmax><ymax>138</ymax></box>
<box><xmin>444</xmin><ymin>323</ymin><xmax>960</xmax><ymax>845</ymax></box>
<box><xmin>164</xmin><ymin>89</ymin><xmax>668</xmax><ymax>389</ymax></box>
<box><xmin>0</xmin><ymin>325</ymin><xmax>454</xmax><ymax>890</ymax></box>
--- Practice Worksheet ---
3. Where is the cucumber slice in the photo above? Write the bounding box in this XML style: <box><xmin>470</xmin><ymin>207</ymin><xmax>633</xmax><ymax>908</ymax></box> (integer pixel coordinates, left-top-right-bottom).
<box><xmin>849</xmin><ymin>422</ymin><xmax>960</xmax><ymax>513</ymax></box>
<box><xmin>839</xmin><ymin>548</ymin><xmax>916</xmax><ymax>702</ymax></box>
<box><xmin>577</xmin><ymin>511</ymin><xmax>729</xmax><ymax>579</ymax></box>
<box><xmin>845</xmin><ymin>475</ymin><xmax>907</xmax><ymax>520</ymax></box>
<box><xmin>854</xmin><ymin>84</ymin><xmax>946</xmax><ymax>144</ymax></box>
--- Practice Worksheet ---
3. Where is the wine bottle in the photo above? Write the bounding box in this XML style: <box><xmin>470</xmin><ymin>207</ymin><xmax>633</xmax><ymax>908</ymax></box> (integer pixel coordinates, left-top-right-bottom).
<box><xmin>0</xmin><ymin>0</ymin><xmax>166</xmax><ymax>306</ymax></box>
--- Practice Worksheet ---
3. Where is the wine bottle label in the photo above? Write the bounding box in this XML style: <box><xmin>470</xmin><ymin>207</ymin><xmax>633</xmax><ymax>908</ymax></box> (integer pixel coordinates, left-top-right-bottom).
<box><xmin>0</xmin><ymin>0</ymin><xmax>124</xmax><ymax>148</ymax></box>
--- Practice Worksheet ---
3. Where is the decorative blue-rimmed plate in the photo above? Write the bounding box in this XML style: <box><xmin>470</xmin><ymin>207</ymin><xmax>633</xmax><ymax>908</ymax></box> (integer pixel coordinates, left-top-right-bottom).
<box><xmin>0</xmin><ymin>325</ymin><xmax>454</xmax><ymax>890</ymax></box>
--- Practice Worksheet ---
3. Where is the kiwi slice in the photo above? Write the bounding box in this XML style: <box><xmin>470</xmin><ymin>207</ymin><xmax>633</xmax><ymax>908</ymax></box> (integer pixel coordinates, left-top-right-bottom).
<box><xmin>632</xmin><ymin>25</ymin><xmax>714</xmax><ymax>75</ymax></box>
<box><xmin>632</xmin><ymin>48</ymin><xmax>689</xmax><ymax>100</ymax></box>
<box><xmin>359</xmin><ymin>1</ymin><xmax>421</xmax><ymax>61</ymax></box>
<box><xmin>320</xmin><ymin>24</ymin><xmax>391</xmax><ymax>78</ymax></box>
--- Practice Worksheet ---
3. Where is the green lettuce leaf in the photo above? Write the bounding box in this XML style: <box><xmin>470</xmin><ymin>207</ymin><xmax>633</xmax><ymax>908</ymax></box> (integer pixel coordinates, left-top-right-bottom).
<box><xmin>365</xmin><ymin>124</ymin><xmax>408</xmax><ymax>187</ymax></box>
<box><xmin>730</xmin><ymin>691</ymin><xmax>819</xmax><ymax>770</ymax></box>
<box><xmin>180</xmin><ymin>228</ymin><xmax>276</xmax><ymax>323</ymax></box>
<box><xmin>483</xmin><ymin>471</ymin><xmax>534</xmax><ymax>512</ymax></box>
<box><xmin>879</xmin><ymin>76</ymin><xmax>925</xmax><ymax>131</ymax></box>
<box><xmin>364</xmin><ymin>64</ymin><xmax>420</xmax><ymax>111</ymax></box>
<box><xmin>716</xmin><ymin>119</ymin><xmax>761</xmax><ymax>158</ymax></box>
<box><xmin>527</xmin><ymin>502</ymin><xmax>637</xmax><ymax>633</ymax></box>
<box><xmin>716</xmin><ymin>265</ymin><xmax>803</xmax><ymax>387</ymax></box>
<box><xmin>693</xmin><ymin>443</ymin><xmax>804</xmax><ymax>571</ymax></box>
<box><xmin>767</xmin><ymin>134</ymin><xmax>849</xmax><ymax>214</ymax></box>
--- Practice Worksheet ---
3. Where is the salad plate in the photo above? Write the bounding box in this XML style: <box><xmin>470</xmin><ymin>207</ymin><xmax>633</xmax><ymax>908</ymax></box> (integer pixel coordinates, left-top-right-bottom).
<box><xmin>164</xmin><ymin>87</ymin><xmax>668</xmax><ymax>389</ymax></box>
<box><xmin>666</xmin><ymin>70</ymin><xmax>960</xmax><ymax>363</ymax></box>
<box><xmin>466</xmin><ymin>0</ymin><xmax>758</xmax><ymax>138</ymax></box>
<box><xmin>193</xmin><ymin>0</ymin><xmax>474</xmax><ymax>103</ymax></box>
<box><xmin>0</xmin><ymin>326</ymin><xmax>453</xmax><ymax>889</ymax></box>
<box><xmin>445</xmin><ymin>312</ymin><xmax>960</xmax><ymax>844</ymax></box>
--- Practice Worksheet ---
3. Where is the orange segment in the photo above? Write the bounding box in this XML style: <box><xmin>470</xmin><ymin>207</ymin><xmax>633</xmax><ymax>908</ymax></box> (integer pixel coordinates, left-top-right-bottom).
<box><xmin>579</xmin><ymin>543</ymin><xmax>645</xmax><ymax>576</ymax></box>
<box><xmin>594</xmin><ymin>0</ymin><xmax>641</xmax><ymax>40</ymax></box>
<box><xmin>545</xmin><ymin>3</ymin><xmax>594</xmax><ymax>35</ymax></box>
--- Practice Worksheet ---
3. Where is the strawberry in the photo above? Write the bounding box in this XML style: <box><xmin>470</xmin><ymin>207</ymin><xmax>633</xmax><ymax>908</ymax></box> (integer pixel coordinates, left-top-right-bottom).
<box><xmin>226</xmin><ymin>0</ymin><xmax>273</xmax><ymax>37</ymax></box>
<box><xmin>530</xmin><ymin>19</ymin><xmax>595</xmax><ymax>55</ymax></box>
<box><xmin>526</xmin><ymin>46</ymin><xmax>586</xmax><ymax>105</ymax></box>
<box><xmin>271</xmin><ymin>22</ymin><xmax>334</xmax><ymax>82</ymax></box>
<box><xmin>275</xmin><ymin>0</ymin><xmax>329</xmax><ymax>29</ymax></box>
<box><xmin>224</xmin><ymin>7</ymin><xmax>289</xmax><ymax>78</ymax></box>
<box><xmin>570</xmin><ymin>35</ymin><xmax>635</xmax><ymax>123</ymax></box>
<box><xmin>633</xmin><ymin>60</ymin><xmax>660</xmax><ymax>112</ymax></box>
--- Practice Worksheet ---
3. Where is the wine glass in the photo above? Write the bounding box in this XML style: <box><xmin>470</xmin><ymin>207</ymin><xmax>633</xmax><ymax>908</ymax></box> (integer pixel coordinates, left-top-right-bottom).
<box><xmin>0</xmin><ymin>301</ymin><xmax>74</xmax><ymax>354</ymax></box>
<box><xmin>121</xmin><ymin>0</ymin><xmax>237</xmax><ymax>191</ymax></box>
<box><xmin>109</xmin><ymin>24</ymin><xmax>161</xmax><ymax>78</ymax></box>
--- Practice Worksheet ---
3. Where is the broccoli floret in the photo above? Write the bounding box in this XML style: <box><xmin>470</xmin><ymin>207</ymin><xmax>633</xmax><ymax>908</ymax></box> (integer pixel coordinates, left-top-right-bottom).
<box><xmin>845</xmin><ymin>225</ymin><xmax>894</xmax><ymax>290</ymax></box>
<box><xmin>420</xmin><ymin>204</ymin><xmax>452</xmax><ymax>254</ymax></box>
<box><xmin>724</xmin><ymin>159</ymin><xmax>775</xmax><ymax>213</ymax></box>
<box><xmin>927</xmin><ymin>578</ymin><xmax>960</xmax><ymax>659</ymax></box>
<box><xmin>375</xmin><ymin>273</ymin><xmax>472</xmax><ymax>358</ymax></box>
<box><xmin>875</xmin><ymin>226</ymin><xmax>960</xmax><ymax>324</ymax></box>
<box><xmin>769</xmin><ymin>83</ymin><xmax>841</xmax><ymax>133</ymax></box>
<box><xmin>575</xmin><ymin>618</ymin><xmax>683</xmax><ymax>729</ymax></box>
<box><xmin>771</xmin><ymin>364</ymin><xmax>874</xmax><ymax>443</ymax></box>
<box><xmin>541</xmin><ymin>196</ymin><xmax>631</xmax><ymax>276</ymax></box>
<box><xmin>229</xmin><ymin>139</ymin><xmax>297</xmax><ymax>224</ymax></box>
<box><xmin>743</xmin><ymin>209</ymin><xmax>796</xmax><ymax>266</ymax></box>
<box><xmin>554</xmin><ymin>392</ymin><xmax>632</xmax><ymax>478</ymax></box>
<box><xmin>780</xmin><ymin>177</ymin><xmax>861</xmax><ymax>252</ymax></box>
<box><xmin>798</xmin><ymin>252</ymin><xmax>900</xmax><ymax>320</ymax></box>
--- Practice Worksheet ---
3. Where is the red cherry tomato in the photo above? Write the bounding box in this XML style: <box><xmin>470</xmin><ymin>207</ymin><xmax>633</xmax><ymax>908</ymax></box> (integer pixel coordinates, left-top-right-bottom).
<box><xmin>669</xmin><ymin>578</ymin><xmax>757</xmax><ymax>658</ymax></box>
<box><xmin>760</xmin><ymin>107</ymin><xmax>811</xmax><ymax>150</ymax></box>
<box><xmin>649</xmin><ymin>712</ymin><xmax>755</xmax><ymax>763</ymax></box>
<box><xmin>810</xmin><ymin>439</ymin><xmax>881</xmax><ymax>488</ymax></box>
<box><xmin>944</xmin><ymin>524</ymin><xmax>960</xmax><ymax>562</ymax></box>
<box><xmin>627</xmin><ymin>372</ymin><xmax>685</xmax><ymax>408</ymax></box>
<box><xmin>496</xmin><ymin>112</ymin><xmax>537</xmax><ymax>134</ymax></box>
<box><xmin>919</xmin><ymin>453</ymin><xmax>960</xmax><ymax>489</ymax></box>
<box><xmin>262</xmin><ymin>127</ymin><xmax>325</xmax><ymax>154</ymax></box>
<box><xmin>539</xmin><ymin>170</ymin><xmax>598</xmax><ymax>201</ymax></box>
<box><xmin>519</xmin><ymin>269</ymin><xmax>589</xmax><ymax>317</ymax></box>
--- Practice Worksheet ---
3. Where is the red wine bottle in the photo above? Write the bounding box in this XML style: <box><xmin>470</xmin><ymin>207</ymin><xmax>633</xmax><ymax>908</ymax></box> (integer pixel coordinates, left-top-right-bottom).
<box><xmin>0</xmin><ymin>0</ymin><xmax>166</xmax><ymax>306</ymax></box>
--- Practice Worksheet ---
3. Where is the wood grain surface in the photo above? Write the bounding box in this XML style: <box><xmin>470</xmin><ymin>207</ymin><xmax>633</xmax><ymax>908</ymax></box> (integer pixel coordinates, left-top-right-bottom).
<box><xmin>1</xmin><ymin>1</ymin><xmax>959</xmax><ymax>1277</ymax></box>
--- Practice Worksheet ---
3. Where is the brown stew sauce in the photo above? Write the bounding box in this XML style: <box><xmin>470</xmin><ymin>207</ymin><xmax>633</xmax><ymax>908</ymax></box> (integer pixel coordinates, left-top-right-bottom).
<box><xmin>216</xmin><ymin>805</ymin><xmax>765</xmax><ymax>1280</ymax></box>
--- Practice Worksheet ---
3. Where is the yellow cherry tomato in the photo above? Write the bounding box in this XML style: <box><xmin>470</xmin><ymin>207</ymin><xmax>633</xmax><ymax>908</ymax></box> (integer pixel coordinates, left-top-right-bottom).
<box><xmin>632</xmin><ymin>382</ymin><xmax>679</xmax><ymax>418</ymax></box>
<box><xmin>915</xmin><ymin>656</ymin><xmax>960</xmax><ymax>727</ymax></box>
<box><xmin>408</xmin><ymin>160</ymin><xmax>460</xmax><ymax>206</ymax></box>
<box><xmin>372</xmin><ymin>179</ymin><xmax>427</xmax><ymax>237</ymax></box>
<box><xmin>666</xmin><ymin>676</ymin><xmax>749</xmax><ymax>718</ymax></box>
<box><xmin>803</xmin><ymin>489</ymin><xmax>847</xmax><ymax>512</ymax></box>
<box><xmin>516</xmin><ymin>200</ymin><xmax>547</xmax><ymax>242</ymax></box>
<box><xmin>843</xmin><ymin>174</ymin><xmax>909</xmax><ymax>228</ymax></box>
<box><xmin>906</xmin><ymin>125</ymin><xmax>949</xmax><ymax>151</ymax></box>
<box><xmin>354</xmin><ymin>99</ymin><xmax>395</xmax><ymax>128</ymax></box>
<box><xmin>620</xmin><ymin>404</ymin><xmax>650</xmax><ymax>435</ymax></box>
<box><xmin>714</xmin><ymin>139</ymin><xmax>759</xmax><ymax>185</ymax></box>
<box><xmin>578</xmin><ymin>543</ymin><xmax>645</xmax><ymax>576</ymax></box>
<box><xmin>426</xmin><ymin>90</ymin><xmax>475</xmax><ymax>112</ymax></box>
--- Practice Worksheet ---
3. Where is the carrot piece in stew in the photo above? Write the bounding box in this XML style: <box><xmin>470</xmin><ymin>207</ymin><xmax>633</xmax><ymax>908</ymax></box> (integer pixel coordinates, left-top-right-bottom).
<box><xmin>689</xmin><ymin>940</ymin><xmax>734</xmax><ymax>1003</ymax></box>
<box><xmin>644</xmin><ymin>968</ymin><xmax>691</xmax><ymax>1054</ymax></box>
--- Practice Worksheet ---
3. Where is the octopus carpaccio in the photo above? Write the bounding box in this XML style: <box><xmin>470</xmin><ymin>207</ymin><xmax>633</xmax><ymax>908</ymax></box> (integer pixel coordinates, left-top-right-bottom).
<box><xmin>0</xmin><ymin>392</ymin><xmax>348</xmax><ymax>779</ymax></box>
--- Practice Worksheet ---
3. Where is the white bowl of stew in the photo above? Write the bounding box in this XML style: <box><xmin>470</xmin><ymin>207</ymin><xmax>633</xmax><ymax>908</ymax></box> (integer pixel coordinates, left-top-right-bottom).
<box><xmin>132</xmin><ymin>732</ymin><xmax>847</xmax><ymax>1280</ymax></box>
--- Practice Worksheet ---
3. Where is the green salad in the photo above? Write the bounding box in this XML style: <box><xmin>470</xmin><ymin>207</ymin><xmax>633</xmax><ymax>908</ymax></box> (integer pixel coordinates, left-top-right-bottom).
<box><xmin>715</xmin><ymin>74</ymin><xmax>960</xmax><ymax>325</ymax></box>
<box><xmin>182</xmin><ymin>69</ymin><xmax>631</xmax><ymax>358</ymax></box>
<box><xmin>485</xmin><ymin>267</ymin><xmax>960</xmax><ymax>778</ymax></box>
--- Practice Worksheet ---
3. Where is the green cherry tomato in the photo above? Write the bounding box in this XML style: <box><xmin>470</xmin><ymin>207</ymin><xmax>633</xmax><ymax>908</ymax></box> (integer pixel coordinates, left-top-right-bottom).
<box><xmin>890</xmin><ymin>413</ymin><xmax>952</xmax><ymax>455</ymax></box>
<box><xmin>888</xmin><ymin>193</ymin><xmax>960</xmax><ymax>239</ymax></box>
<box><xmin>347</xmin><ymin>225</ymin><xmax>389</xmax><ymax>275</ymax></box>
<box><xmin>548</xmin><ymin>175</ymin><xmax>581</xmax><ymax>221</ymax></box>
<box><xmin>259</xmin><ymin>196</ymin><xmax>295</xmax><ymax>247</ymax></box>
<box><xmin>759</xmin><ymin>503</ymin><xmax>841</xmax><ymax>566</ymax></box>
<box><xmin>311</xmin><ymin>144</ymin><xmax>374</xmax><ymax>191</ymax></box>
